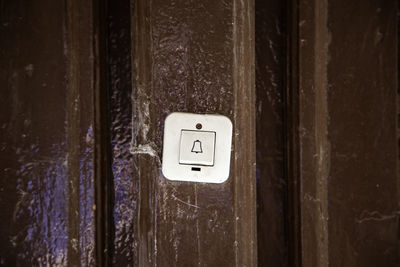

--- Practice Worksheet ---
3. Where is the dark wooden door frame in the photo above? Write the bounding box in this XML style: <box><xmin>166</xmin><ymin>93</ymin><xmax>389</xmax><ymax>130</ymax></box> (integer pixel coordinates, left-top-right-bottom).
<box><xmin>1</xmin><ymin>0</ymin><xmax>398</xmax><ymax>266</ymax></box>
<box><xmin>285</xmin><ymin>0</ymin><xmax>399</xmax><ymax>266</ymax></box>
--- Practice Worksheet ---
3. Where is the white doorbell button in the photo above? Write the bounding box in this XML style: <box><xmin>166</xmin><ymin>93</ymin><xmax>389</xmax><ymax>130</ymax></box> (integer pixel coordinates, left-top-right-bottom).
<box><xmin>179</xmin><ymin>130</ymin><xmax>216</xmax><ymax>166</ymax></box>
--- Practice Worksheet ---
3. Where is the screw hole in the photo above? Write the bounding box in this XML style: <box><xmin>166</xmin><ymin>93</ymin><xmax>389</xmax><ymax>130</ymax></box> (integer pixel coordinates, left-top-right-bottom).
<box><xmin>196</xmin><ymin>123</ymin><xmax>202</xmax><ymax>129</ymax></box>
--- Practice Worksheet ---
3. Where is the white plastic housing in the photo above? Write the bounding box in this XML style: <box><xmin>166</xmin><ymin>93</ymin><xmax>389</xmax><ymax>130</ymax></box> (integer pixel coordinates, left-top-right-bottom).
<box><xmin>162</xmin><ymin>112</ymin><xmax>232</xmax><ymax>183</ymax></box>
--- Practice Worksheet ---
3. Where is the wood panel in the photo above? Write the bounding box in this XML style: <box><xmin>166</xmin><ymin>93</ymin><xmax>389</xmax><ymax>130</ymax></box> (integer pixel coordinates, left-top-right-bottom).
<box><xmin>0</xmin><ymin>0</ymin><xmax>97</xmax><ymax>265</ymax></box>
<box><xmin>128</xmin><ymin>0</ymin><xmax>257</xmax><ymax>266</ymax></box>
<box><xmin>296</xmin><ymin>0</ymin><xmax>399</xmax><ymax>266</ymax></box>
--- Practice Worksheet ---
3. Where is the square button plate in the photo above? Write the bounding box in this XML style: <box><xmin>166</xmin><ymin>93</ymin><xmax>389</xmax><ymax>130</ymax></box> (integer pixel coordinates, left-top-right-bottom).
<box><xmin>162</xmin><ymin>112</ymin><xmax>232</xmax><ymax>183</ymax></box>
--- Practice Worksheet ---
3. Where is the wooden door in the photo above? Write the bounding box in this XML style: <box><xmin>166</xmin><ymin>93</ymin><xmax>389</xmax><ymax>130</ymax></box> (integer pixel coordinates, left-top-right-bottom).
<box><xmin>0</xmin><ymin>0</ymin><xmax>398</xmax><ymax>266</ymax></box>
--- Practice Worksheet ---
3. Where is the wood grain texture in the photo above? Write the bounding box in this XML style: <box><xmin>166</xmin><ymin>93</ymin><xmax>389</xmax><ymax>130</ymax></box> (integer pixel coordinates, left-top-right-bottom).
<box><xmin>298</xmin><ymin>0</ymin><xmax>330</xmax><ymax>266</ymax></box>
<box><xmin>0</xmin><ymin>0</ymin><xmax>97</xmax><ymax>265</ymax></box>
<box><xmin>327</xmin><ymin>1</ymin><xmax>398</xmax><ymax>266</ymax></box>
<box><xmin>255</xmin><ymin>0</ymin><xmax>288</xmax><ymax>265</ymax></box>
<box><xmin>296</xmin><ymin>0</ymin><xmax>399</xmax><ymax>266</ymax></box>
<box><xmin>130</xmin><ymin>0</ymin><xmax>256</xmax><ymax>266</ymax></box>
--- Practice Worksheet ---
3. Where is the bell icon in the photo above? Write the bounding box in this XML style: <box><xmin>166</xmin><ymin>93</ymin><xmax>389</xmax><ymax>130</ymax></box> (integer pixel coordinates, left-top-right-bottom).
<box><xmin>191</xmin><ymin>140</ymin><xmax>203</xmax><ymax>153</ymax></box>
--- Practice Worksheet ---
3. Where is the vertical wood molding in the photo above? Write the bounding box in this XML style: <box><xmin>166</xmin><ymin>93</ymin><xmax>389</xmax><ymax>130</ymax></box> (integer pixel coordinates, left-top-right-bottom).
<box><xmin>65</xmin><ymin>0</ymin><xmax>99</xmax><ymax>264</ymax></box>
<box><xmin>286</xmin><ymin>0</ymin><xmax>302</xmax><ymax>266</ymax></box>
<box><xmin>297</xmin><ymin>1</ymin><xmax>332</xmax><ymax>265</ymax></box>
<box><xmin>65</xmin><ymin>1</ymin><xmax>82</xmax><ymax>265</ymax></box>
<box><xmin>312</xmin><ymin>0</ymin><xmax>330</xmax><ymax>265</ymax></box>
<box><xmin>93</xmin><ymin>0</ymin><xmax>114</xmax><ymax>265</ymax></box>
<box><xmin>233</xmin><ymin>0</ymin><xmax>257</xmax><ymax>266</ymax></box>
<box><xmin>131</xmin><ymin>0</ymin><xmax>157</xmax><ymax>266</ymax></box>
<box><xmin>298</xmin><ymin>0</ymin><xmax>330</xmax><ymax>266</ymax></box>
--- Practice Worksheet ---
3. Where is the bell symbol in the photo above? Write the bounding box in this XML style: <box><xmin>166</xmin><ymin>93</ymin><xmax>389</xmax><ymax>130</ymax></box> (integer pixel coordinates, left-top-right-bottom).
<box><xmin>191</xmin><ymin>140</ymin><xmax>203</xmax><ymax>153</ymax></box>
